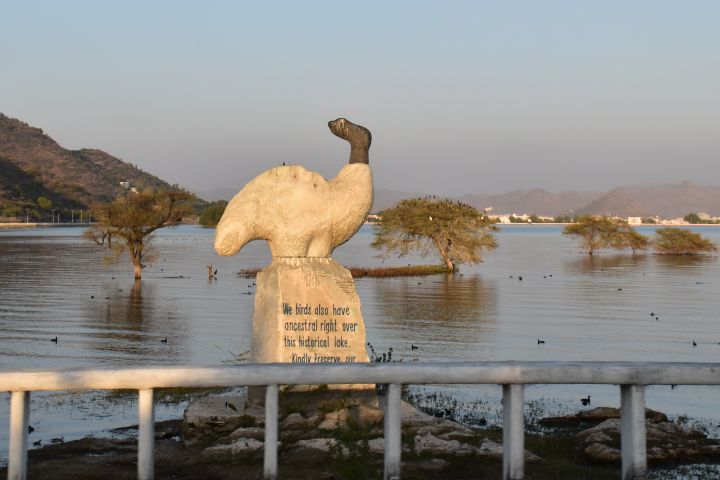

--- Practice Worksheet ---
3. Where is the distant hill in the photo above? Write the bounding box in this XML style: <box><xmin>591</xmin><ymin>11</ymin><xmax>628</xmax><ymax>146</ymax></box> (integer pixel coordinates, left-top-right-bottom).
<box><xmin>373</xmin><ymin>183</ymin><xmax>720</xmax><ymax>218</ymax></box>
<box><xmin>576</xmin><ymin>182</ymin><xmax>720</xmax><ymax>218</ymax></box>
<box><xmin>0</xmin><ymin>113</ymin><xmax>179</xmax><ymax>218</ymax></box>
<box><xmin>575</xmin><ymin>188</ymin><xmax>647</xmax><ymax>217</ymax></box>
<box><xmin>457</xmin><ymin>188</ymin><xmax>602</xmax><ymax>217</ymax></box>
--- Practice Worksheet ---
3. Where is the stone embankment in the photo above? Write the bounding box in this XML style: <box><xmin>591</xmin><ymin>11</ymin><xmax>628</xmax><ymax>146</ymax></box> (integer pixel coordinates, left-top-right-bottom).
<box><xmin>183</xmin><ymin>390</ymin><xmax>540</xmax><ymax>469</ymax></box>
<box><xmin>7</xmin><ymin>396</ymin><xmax>720</xmax><ymax>479</ymax></box>
<box><xmin>541</xmin><ymin>407</ymin><xmax>720</xmax><ymax>464</ymax></box>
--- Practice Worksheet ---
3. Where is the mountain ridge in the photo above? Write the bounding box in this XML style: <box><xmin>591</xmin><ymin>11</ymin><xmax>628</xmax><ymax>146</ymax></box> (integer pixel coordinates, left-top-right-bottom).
<box><xmin>0</xmin><ymin>113</ymin><xmax>181</xmax><ymax>218</ymax></box>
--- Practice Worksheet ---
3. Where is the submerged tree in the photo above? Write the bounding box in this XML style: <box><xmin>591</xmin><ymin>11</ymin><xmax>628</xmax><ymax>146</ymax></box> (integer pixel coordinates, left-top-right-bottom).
<box><xmin>85</xmin><ymin>189</ymin><xmax>193</xmax><ymax>279</ymax></box>
<box><xmin>371</xmin><ymin>197</ymin><xmax>497</xmax><ymax>272</ymax></box>
<box><xmin>654</xmin><ymin>227</ymin><xmax>717</xmax><ymax>255</ymax></box>
<box><xmin>563</xmin><ymin>215</ymin><xmax>649</xmax><ymax>255</ymax></box>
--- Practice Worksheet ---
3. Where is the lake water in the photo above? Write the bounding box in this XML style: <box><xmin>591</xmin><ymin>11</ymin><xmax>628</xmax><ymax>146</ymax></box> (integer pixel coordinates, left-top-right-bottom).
<box><xmin>1</xmin><ymin>224</ymin><xmax>720</xmax><ymax>464</ymax></box>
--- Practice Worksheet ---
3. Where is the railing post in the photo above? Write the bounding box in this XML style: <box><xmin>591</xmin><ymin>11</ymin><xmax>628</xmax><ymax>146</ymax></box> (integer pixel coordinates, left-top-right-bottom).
<box><xmin>264</xmin><ymin>384</ymin><xmax>279</xmax><ymax>480</ymax></box>
<box><xmin>138</xmin><ymin>388</ymin><xmax>155</xmax><ymax>480</ymax></box>
<box><xmin>621</xmin><ymin>384</ymin><xmax>647</xmax><ymax>480</ymax></box>
<box><xmin>8</xmin><ymin>391</ymin><xmax>30</xmax><ymax>480</ymax></box>
<box><xmin>503</xmin><ymin>384</ymin><xmax>525</xmax><ymax>480</ymax></box>
<box><xmin>384</xmin><ymin>383</ymin><xmax>402</xmax><ymax>480</ymax></box>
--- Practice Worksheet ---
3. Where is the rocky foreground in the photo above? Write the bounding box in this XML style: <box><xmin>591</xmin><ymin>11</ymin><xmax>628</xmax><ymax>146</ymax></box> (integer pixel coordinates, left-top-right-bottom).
<box><xmin>4</xmin><ymin>391</ymin><xmax>720</xmax><ymax>479</ymax></box>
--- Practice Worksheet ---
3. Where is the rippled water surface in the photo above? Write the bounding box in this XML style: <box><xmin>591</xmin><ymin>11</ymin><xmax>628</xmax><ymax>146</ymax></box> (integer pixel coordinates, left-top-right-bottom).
<box><xmin>2</xmin><ymin>224</ymin><xmax>720</xmax><ymax>463</ymax></box>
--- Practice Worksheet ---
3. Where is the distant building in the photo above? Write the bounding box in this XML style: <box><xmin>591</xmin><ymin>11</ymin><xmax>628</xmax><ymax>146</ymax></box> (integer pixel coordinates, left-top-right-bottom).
<box><xmin>627</xmin><ymin>217</ymin><xmax>642</xmax><ymax>225</ymax></box>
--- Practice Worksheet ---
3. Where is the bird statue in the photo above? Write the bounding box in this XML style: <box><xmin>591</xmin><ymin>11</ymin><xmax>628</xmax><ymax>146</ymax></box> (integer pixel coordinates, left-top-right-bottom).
<box><xmin>214</xmin><ymin>118</ymin><xmax>373</xmax><ymax>258</ymax></box>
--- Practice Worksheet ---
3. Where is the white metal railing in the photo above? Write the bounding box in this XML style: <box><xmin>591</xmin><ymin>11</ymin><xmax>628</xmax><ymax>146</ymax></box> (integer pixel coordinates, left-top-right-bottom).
<box><xmin>3</xmin><ymin>361</ymin><xmax>720</xmax><ymax>480</ymax></box>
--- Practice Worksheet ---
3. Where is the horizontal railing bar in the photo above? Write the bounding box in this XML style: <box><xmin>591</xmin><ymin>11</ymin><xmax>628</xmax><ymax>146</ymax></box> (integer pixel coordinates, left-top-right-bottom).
<box><xmin>2</xmin><ymin>361</ymin><xmax>720</xmax><ymax>392</ymax></box>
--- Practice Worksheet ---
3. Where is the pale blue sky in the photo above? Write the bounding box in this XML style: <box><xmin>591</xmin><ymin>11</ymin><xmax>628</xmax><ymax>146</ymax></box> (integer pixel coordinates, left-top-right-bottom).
<box><xmin>2</xmin><ymin>1</ymin><xmax>719</xmax><ymax>196</ymax></box>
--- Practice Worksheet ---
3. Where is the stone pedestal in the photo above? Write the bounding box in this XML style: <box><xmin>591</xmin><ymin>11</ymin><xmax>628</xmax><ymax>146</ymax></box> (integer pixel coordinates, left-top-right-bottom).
<box><xmin>251</xmin><ymin>257</ymin><xmax>370</xmax><ymax>392</ymax></box>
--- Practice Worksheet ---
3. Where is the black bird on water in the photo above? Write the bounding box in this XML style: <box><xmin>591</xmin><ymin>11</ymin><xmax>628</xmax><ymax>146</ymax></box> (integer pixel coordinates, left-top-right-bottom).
<box><xmin>28</xmin><ymin>425</ymin><xmax>34</xmax><ymax>433</ymax></box>
<box><xmin>33</xmin><ymin>440</ymin><xmax>42</xmax><ymax>447</ymax></box>
<box><xmin>693</xmin><ymin>341</ymin><xmax>698</xmax><ymax>347</ymax></box>
<box><xmin>225</xmin><ymin>401</ymin><xmax>239</xmax><ymax>412</ymax></box>
<box><xmin>537</xmin><ymin>339</ymin><xmax>545</xmax><ymax>345</ymax></box>
<box><xmin>51</xmin><ymin>337</ymin><xmax>58</xmax><ymax>343</ymax></box>
<box><xmin>161</xmin><ymin>337</ymin><xmax>168</xmax><ymax>343</ymax></box>
<box><xmin>581</xmin><ymin>395</ymin><xmax>591</xmax><ymax>406</ymax></box>
<box><xmin>411</xmin><ymin>344</ymin><xmax>418</xmax><ymax>350</ymax></box>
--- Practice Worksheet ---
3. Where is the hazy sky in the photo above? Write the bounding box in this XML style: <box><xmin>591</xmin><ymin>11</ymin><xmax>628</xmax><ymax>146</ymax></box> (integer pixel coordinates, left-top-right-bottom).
<box><xmin>2</xmin><ymin>1</ymin><xmax>719</xmax><ymax>196</ymax></box>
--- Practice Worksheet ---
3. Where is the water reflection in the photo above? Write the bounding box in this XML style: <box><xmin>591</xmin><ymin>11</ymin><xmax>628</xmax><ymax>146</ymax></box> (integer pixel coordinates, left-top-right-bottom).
<box><xmin>652</xmin><ymin>254</ymin><xmax>717</xmax><ymax>269</ymax></box>
<box><xmin>363</xmin><ymin>273</ymin><xmax>497</xmax><ymax>361</ymax></box>
<box><xmin>564</xmin><ymin>253</ymin><xmax>649</xmax><ymax>274</ymax></box>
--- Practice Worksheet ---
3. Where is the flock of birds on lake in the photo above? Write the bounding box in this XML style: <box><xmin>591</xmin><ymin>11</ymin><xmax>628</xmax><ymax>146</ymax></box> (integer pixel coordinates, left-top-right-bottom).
<box><xmin>38</xmin><ymin>260</ymin><xmax>712</xmax><ymax>433</ymax></box>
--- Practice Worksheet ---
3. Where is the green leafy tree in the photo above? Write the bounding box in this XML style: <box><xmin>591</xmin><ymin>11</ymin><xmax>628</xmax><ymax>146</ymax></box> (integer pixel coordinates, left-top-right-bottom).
<box><xmin>654</xmin><ymin>227</ymin><xmax>717</xmax><ymax>255</ymax></box>
<box><xmin>371</xmin><ymin>198</ymin><xmax>498</xmax><ymax>271</ymax></box>
<box><xmin>563</xmin><ymin>215</ymin><xmax>649</xmax><ymax>255</ymax></box>
<box><xmin>199</xmin><ymin>200</ymin><xmax>228</xmax><ymax>227</ymax></box>
<box><xmin>36</xmin><ymin>196</ymin><xmax>52</xmax><ymax>210</ymax></box>
<box><xmin>85</xmin><ymin>189</ymin><xmax>193</xmax><ymax>279</ymax></box>
<box><xmin>614</xmin><ymin>229</ymin><xmax>651</xmax><ymax>255</ymax></box>
<box><xmin>683</xmin><ymin>213</ymin><xmax>702</xmax><ymax>224</ymax></box>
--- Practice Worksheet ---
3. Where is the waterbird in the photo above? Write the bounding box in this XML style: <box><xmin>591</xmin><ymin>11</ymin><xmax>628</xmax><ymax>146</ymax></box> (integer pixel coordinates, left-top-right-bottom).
<box><xmin>693</xmin><ymin>341</ymin><xmax>697</xmax><ymax>347</ymax></box>
<box><xmin>411</xmin><ymin>344</ymin><xmax>418</xmax><ymax>350</ymax></box>
<box><xmin>617</xmin><ymin>288</ymin><xmax>623</xmax><ymax>291</ymax></box>
<box><xmin>28</xmin><ymin>425</ymin><xmax>34</xmax><ymax>433</ymax></box>
<box><xmin>225</xmin><ymin>401</ymin><xmax>238</xmax><ymax>412</ymax></box>
<box><xmin>650</xmin><ymin>312</ymin><xmax>655</xmax><ymax>317</ymax></box>
<box><xmin>51</xmin><ymin>337</ymin><xmax>58</xmax><ymax>343</ymax></box>
<box><xmin>518</xmin><ymin>276</ymin><xmax>523</xmax><ymax>281</ymax></box>
<box><xmin>33</xmin><ymin>440</ymin><xmax>42</xmax><ymax>447</ymax></box>
<box><xmin>581</xmin><ymin>395</ymin><xmax>591</xmax><ymax>406</ymax></box>
<box><xmin>161</xmin><ymin>337</ymin><xmax>168</xmax><ymax>343</ymax></box>
<box><xmin>90</xmin><ymin>295</ymin><xmax>94</xmax><ymax>299</ymax></box>
<box><xmin>417</xmin><ymin>282</ymin><xmax>422</xmax><ymax>285</ymax></box>
<box><xmin>537</xmin><ymin>339</ymin><xmax>545</xmax><ymax>345</ymax></box>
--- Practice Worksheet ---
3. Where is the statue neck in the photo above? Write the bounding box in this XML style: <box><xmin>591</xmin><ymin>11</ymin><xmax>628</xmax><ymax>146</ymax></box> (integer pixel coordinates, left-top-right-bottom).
<box><xmin>349</xmin><ymin>145</ymin><xmax>369</xmax><ymax>164</ymax></box>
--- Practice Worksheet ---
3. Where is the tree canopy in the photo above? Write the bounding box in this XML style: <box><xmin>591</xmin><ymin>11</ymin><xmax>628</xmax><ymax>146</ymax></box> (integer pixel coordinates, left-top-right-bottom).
<box><xmin>654</xmin><ymin>227</ymin><xmax>717</xmax><ymax>255</ymax></box>
<box><xmin>563</xmin><ymin>215</ymin><xmax>649</xmax><ymax>255</ymax></box>
<box><xmin>371</xmin><ymin>197</ymin><xmax>497</xmax><ymax>271</ymax></box>
<box><xmin>199</xmin><ymin>200</ymin><xmax>228</xmax><ymax>227</ymax></box>
<box><xmin>85</xmin><ymin>189</ymin><xmax>193</xmax><ymax>278</ymax></box>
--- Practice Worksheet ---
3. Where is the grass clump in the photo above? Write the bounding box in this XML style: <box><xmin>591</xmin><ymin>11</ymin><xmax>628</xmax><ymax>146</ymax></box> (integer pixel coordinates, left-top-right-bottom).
<box><xmin>347</xmin><ymin>264</ymin><xmax>451</xmax><ymax>278</ymax></box>
<box><xmin>238</xmin><ymin>264</ymin><xmax>452</xmax><ymax>278</ymax></box>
